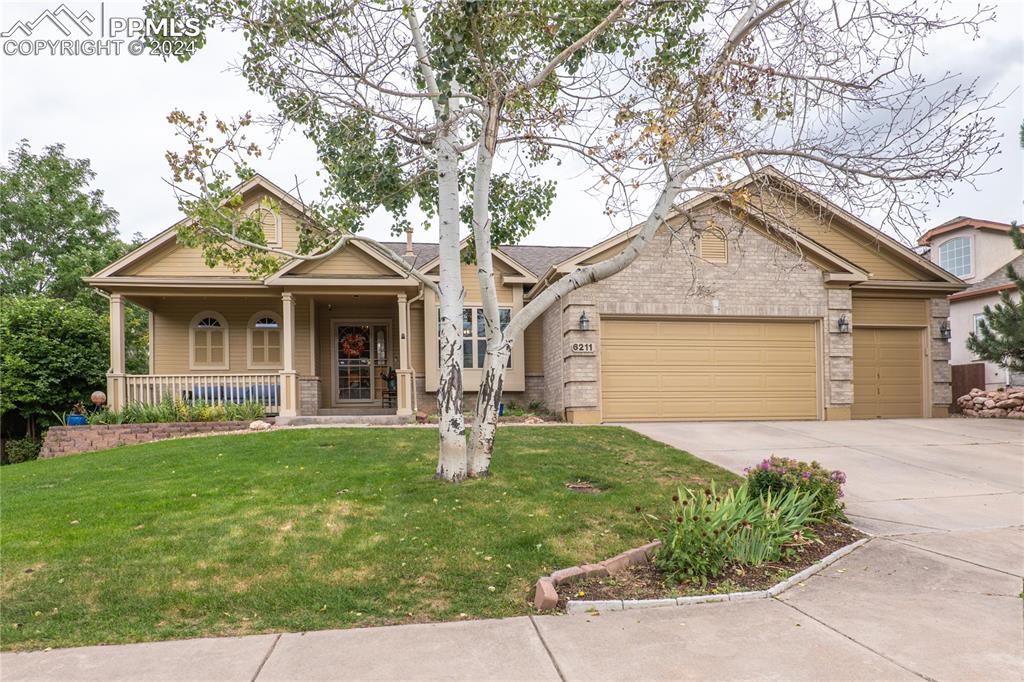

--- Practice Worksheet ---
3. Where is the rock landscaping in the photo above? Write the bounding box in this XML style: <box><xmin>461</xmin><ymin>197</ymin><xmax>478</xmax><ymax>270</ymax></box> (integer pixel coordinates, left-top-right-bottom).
<box><xmin>955</xmin><ymin>386</ymin><xmax>1024</xmax><ymax>418</ymax></box>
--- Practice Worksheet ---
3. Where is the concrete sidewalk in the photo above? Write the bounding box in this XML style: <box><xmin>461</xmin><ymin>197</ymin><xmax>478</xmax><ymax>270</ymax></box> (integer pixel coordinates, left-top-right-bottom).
<box><xmin>4</xmin><ymin>419</ymin><xmax>1022</xmax><ymax>681</ymax></box>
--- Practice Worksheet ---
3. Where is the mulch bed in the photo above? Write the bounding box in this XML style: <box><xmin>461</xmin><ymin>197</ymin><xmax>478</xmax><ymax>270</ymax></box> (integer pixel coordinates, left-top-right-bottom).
<box><xmin>555</xmin><ymin>521</ymin><xmax>864</xmax><ymax>608</ymax></box>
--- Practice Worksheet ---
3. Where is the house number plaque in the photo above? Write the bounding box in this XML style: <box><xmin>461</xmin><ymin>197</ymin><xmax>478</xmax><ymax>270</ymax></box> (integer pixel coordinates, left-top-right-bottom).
<box><xmin>570</xmin><ymin>342</ymin><xmax>595</xmax><ymax>355</ymax></box>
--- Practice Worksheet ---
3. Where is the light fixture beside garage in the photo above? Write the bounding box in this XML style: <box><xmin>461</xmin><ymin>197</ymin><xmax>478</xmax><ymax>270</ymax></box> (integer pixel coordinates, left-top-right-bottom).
<box><xmin>939</xmin><ymin>320</ymin><xmax>951</xmax><ymax>340</ymax></box>
<box><xmin>578</xmin><ymin>311</ymin><xmax>590</xmax><ymax>330</ymax></box>
<box><xmin>837</xmin><ymin>314</ymin><xmax>851</xmax><ymax>334</ymax></box>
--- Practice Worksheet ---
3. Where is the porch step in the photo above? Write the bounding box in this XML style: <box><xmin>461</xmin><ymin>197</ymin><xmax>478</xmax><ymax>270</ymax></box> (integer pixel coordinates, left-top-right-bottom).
<box><xmin>276</xmin><ymin>414</ymin><xmax>414</xmax><ymax>427</ymax></box>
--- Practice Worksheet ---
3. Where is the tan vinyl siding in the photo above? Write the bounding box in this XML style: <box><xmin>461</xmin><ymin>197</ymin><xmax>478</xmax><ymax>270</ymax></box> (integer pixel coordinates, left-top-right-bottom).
<box><xmin>748</xmin><ymin>189</ymin><xmax>926</xmax><ymax>281</ymax></box>
<box><xmin>853</xmin><ymin>297</ymin><xmax>928</xmax><ymax>326</ymax></box>
<box><xmin>151</xmin><ymin>297</ymin><xmax>283</xmax><ymax>374</ymax></box>
<box><xmin>122</xmin><ymin>242</ymin><xmax>244</xmax><ymax>277</ymax></box>
<box><xmin>410</xmin><ymin>301</ymin><xmax>425</xmax><ymax>375</ymax></box>
<box><xmin>294</xmin><ymin>295</ymin><xmax>312</xmax><ymax>375</ymax></box>
<box><xmin>524</xmin><ymin>319</ymin><xmax>544</xmax><ymax>375</ymax></box>
<box><xmin>121</xmin><ymin>189</ymin><xmax>305</xmax><ymax>278</ymax></box>
<box><xmin>291</xmin><ymin>247</ymin><xmax>396</xmax><ymax>277</ymax></box>
<box><xmin>461</xmin><ymin>261</ymin><xmax>515</xmax><ymax>304</ymax></box>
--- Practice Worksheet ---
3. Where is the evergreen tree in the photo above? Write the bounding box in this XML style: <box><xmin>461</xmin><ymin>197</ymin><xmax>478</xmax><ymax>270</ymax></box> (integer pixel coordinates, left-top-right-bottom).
<box><xmin>967</xmin><ymin>224</ymin><xmax>1024</xmax><ymax>376</ymax></box>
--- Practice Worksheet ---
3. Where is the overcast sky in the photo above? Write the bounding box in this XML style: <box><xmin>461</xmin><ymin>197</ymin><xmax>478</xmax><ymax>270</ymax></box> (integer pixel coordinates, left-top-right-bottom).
<box><xmin>1</xmin><ymin>0</ymin><xmax>1021</xmax><ymax>248</ymax></box>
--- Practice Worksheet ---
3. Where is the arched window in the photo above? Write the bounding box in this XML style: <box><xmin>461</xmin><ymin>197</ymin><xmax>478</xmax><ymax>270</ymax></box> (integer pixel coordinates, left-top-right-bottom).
<box><xmin>248</xmin><ymin>311</ymin><xmax>282</xmax><ymax>368</ymax></box>
<box><xmin>938</xmin><ymin>236</ymin><xmax>972</xmax><ymax>278</ymax></box>
<box><xmin>246</xmin><ymin>201</ymin><xmax>282</xmax><ymax>247</ymax></box>
<box><xmin>190</xmin><ymin>312</ymin><xmax>229</xmax><ymax>370</ymax></box>
<box><xmin>699</xmin><ymin>227</ymin><xmax>728</xmax><ymax>263</ymax></box>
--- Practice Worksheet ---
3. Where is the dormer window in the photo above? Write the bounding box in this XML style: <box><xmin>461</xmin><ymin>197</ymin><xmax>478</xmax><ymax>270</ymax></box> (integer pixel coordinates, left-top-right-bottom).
<box><xmin>938</xmin><ymin>236</ymin><xmax>972</xmax><ymax>278</ymax></box>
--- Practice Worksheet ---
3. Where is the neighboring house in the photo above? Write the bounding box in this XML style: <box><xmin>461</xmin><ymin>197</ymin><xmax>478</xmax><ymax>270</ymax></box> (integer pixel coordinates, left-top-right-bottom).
<box><xmin>87</xmin><ymin>169</ymin><xmax>965</xmax><ymax>423</ymax></box>
<box><xmin>919</xmin><ymin>217</ymin><xmax>1022</xmax><ymax>389</ymax></box>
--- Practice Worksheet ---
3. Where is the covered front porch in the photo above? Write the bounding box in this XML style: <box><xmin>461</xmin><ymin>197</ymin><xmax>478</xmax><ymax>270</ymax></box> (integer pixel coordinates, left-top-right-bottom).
<box><xmin>105</xmin><ymin>286</ymin><xmax>420</xmax><ymax>420</ymax></box>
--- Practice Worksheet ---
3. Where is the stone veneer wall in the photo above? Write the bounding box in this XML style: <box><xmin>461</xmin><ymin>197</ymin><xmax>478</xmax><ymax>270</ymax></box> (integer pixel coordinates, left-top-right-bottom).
<box><xmin>299</xmin><ymin>377</ymin><xmax>321</xmax><ymax>416</ymax></box>
<box><xmin>553</xmin><ymin>212</ymin><xmax>833</xmax><ymax>421</ymax></box>
<box><xmin>824</xmin><ymin>288</ymin><xmax>854</xmax><ymax>418</ymax></box>
<box><xmin>40</xmin><ymin>422</ymin><xmax>256</xmax><ymax>459</ymax></box>
<box><xmin>929</xmin><ymin>297</ymin><xmax>953</xmax><ymax>415</ymax></box>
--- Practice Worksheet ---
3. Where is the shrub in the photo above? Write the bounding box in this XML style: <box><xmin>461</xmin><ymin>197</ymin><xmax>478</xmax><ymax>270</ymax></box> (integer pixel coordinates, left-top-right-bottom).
<box><xmin>3</xmin><ymin>438</ymin><xmax>40</xmax><ymax>465</ymax></box>
<box><xmin>89</xmin><ymin>398</ymin><xmax>265</xmax><ymax>425</ymax></box>
<box><xmin>648</xmin><ymin>481</ymin><xmax>820</xmax><ymax>586</ymax></box>
<box><xmin>745</xmin><ymin>456</ymin><xmax>847</xmax><ymax>521</ymax></box>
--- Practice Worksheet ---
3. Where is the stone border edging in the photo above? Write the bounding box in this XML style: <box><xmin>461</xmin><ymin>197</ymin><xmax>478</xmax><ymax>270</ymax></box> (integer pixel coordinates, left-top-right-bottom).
<box><xmin>555</xmin><ymin>536</ymin><xmax>869</xmax><ymax>615</ymax></box>
<box><xmin>533</xmin><ymin>540</ymin><xmax>661</xmax><ymax>610</ymax></box>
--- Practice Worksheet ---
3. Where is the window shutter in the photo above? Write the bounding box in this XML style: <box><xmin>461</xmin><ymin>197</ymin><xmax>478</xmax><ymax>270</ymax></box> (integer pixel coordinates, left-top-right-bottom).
<box><xmin>700</xmin><ymin>229</ymin><xmax>728</xmax><ymax>263</ymax></box>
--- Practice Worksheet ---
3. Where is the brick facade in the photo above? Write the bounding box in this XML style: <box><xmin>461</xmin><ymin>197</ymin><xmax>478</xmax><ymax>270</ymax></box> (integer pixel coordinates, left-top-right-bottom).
<box><xmin>551</xmin><ymin>212</ymin><xmax>831</xmax><ymax>420</ymax></box>
<box><xmin>40</xmin><ymin>422</ymin><xmax>256</xmax><ymax>459</ymax></box>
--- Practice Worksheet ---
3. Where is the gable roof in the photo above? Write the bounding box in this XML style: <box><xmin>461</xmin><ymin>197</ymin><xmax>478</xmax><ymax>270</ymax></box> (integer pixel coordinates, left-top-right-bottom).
<box><xmin>541</xmin><ymin>167</ymin><xmax>962</xmax><ymax>288</ymax></box>
<box><xmin>918</xmin><ymin>217</ymin><xmax>1016</xmax><ymax>246</ymax></box>
<box><xmin>91</xmin><ymin>174</ymin><xmax>305</xmax><ymax>280</ymax></box>
<box><xmin>950</xmin><ymin>254</ymin><xmax>1024</xmax><ymax>302</ymax></box>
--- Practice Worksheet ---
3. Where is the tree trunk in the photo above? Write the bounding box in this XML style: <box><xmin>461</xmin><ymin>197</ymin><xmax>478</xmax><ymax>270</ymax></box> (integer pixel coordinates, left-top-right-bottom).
<box><xmin>434</xmin><ymin>129</ymin><xmax>469</xmax><ymax>482</ymax></box>
<box><xmin>467</xmin><ymin>107</ymin><xmax>502</xmax><ymax>476</ymax></box>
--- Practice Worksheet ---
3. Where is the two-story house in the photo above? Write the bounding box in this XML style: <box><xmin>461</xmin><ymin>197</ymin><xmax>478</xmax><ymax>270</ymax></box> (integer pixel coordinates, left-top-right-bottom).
<box><xmin>919</xmin><ymin>217</ymin><xmax>1022</xmax><ymax>389</ymax></box>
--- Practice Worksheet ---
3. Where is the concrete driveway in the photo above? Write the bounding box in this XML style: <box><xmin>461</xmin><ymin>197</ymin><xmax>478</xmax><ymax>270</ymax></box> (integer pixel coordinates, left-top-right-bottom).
<box><xmin>619</xmin><ymin>418</ymin><xmax>1024</xmax><ymax>680</ymax></box>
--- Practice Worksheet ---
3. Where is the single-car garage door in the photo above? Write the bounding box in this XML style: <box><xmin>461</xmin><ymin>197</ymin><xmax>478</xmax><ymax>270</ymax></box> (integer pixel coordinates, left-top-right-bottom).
<box><xmin>600</xmin><ymin>318</ymin><xmax>819</xmax><ymax>421</ymax></box>
<box><xmin>852</xmin><ymin>327</ymin><xmax>924</xmax><ymax>419</ymax></box>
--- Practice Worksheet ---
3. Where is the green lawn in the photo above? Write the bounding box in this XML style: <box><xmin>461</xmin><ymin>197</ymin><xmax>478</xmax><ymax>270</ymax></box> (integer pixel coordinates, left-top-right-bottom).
<box><xmin>0</xmin><ymin>426</ymin><xmax>737</xmax><ymax>650</ymax></box>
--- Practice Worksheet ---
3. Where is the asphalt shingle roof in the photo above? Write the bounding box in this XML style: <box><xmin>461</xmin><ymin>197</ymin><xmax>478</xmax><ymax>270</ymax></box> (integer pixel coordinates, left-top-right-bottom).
<box><xmin>379</xmin><ymin>241</ymin><xmax>587</xmax><ymax>277</ymax></box>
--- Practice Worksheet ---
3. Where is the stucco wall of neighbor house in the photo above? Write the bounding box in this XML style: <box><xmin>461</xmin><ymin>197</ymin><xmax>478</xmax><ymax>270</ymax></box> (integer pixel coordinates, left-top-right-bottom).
<box><xmin>927</xmin><ymin>227</ymin><xmax>1021</xmax><ymax>283</ymax></box>
<box><xmin>550</xmin><ymin>212</ymin><xmax>834</xmax><ymax>422</ymax></box>
<box><xmin>950</xmin><ymin>290</ymin><xmax>1022</xmax><ymax>390</ymax></box>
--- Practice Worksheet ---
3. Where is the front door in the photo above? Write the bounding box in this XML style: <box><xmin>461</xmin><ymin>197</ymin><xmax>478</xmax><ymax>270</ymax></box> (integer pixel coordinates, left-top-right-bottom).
<box><xmin>334</xmin><ymin>322</ymin><xmax>389</xmax><ymax>403</ymax></box>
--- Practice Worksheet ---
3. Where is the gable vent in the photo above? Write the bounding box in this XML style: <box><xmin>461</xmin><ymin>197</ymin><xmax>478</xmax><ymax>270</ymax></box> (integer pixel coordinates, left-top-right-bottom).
<box><xmin>699</xmin><ymin>228</ymin><xmax>728</xmax><ymax>263</ymax></box>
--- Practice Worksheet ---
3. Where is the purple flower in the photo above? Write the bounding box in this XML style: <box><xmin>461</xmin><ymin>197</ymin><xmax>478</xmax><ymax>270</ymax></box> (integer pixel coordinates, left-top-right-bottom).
<box><xmin>802</xmin><ymin>471</ymin><xmax>812</xmax><ymax>479</ymax></box>
<box><xmin>760</xmin><ymin>461</ymin><xmax>771</xmax><ymax>470</ymax></box>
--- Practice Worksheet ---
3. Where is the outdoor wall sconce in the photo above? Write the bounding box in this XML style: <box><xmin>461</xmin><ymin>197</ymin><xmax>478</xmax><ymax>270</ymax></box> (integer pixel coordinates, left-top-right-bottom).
<box><xmin>940</xmin><ymin>320</ymin><xmax>951</xmax><ymax>340</ymax></box>
<box><xmin>579</xmin><ymin>311</ymin><xmax>590</xmax><ymax>330</ymax></box>
<box><xmin>837</xmin><ymin>314</ymin><xmax>850</xmax><ymax>334</ymax></box>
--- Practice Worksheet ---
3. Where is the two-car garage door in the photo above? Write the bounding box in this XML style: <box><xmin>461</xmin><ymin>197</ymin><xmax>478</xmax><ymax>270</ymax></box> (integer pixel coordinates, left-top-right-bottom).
<box><xmin>600</xmin><ymin>318</ymin><xmax>819</xmax><ymax>421</ymax></box>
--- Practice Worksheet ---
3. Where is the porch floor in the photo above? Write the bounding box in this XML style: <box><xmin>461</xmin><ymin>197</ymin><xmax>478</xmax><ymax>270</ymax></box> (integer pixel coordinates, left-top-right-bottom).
<box><xmin>317</xmin><ymin>407</ymin><xmax>398</xmax><ymax>416</ymax></box>
<box><xmin>278</xmin><ymin>414</ymin><xmax>413</xmax><ymax>427</ymax></box>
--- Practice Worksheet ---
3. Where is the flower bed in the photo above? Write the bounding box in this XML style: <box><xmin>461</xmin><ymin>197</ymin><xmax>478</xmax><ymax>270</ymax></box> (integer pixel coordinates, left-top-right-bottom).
<box><xmin>535</xmin><ymin>455</ymin><xmax>860</xmax><ymax>613</ymax></box>
<box><xmin>553</xmin><ymin>521</ymin><xmax>865</xmax><ymax>611</ymax></box>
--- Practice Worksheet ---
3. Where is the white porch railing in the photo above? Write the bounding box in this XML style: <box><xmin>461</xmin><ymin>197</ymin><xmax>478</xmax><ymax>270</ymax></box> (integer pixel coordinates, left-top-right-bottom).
<box><xmin>124</xmin><ymin>374</ymin><xmax>282</xmax><ymax>414</ymax></box>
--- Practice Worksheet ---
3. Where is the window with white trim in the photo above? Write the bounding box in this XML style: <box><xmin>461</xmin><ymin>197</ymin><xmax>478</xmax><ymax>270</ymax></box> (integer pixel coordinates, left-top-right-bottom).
<box><xmin>973</xmin><ymin>313</ymin><xmax>985</xmax><ymax>336</ymax></box>
<box><xmin>438</xmin><ymin>307</ymin><xmax>512</xmax><ymax>368</ymax></box>
<box><xmin>190</xmin><ymin>313</ymin><xmax>228</xmax><ymax>369</ymax></box>
<box><xmin>938</xmin><ymin>236</ymin><xmax>971</xmax><ymax>277</ymax></box>
<box><xmin>248</xmin><ymin>312</ymin><xmax>282</xmax><ymax>367</ymax></box>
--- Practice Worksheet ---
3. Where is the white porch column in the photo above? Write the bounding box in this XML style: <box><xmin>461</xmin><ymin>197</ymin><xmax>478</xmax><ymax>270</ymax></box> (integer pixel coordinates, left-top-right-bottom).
<box><xmin>107</xmin><ymin>293</ymin><xmax>126</xmax><ymax>410</ymax></box>
<box><xmin>396</xmin><ymin>293</ymin><xmax>413</xmax><ymax>417</ymax></box>
<box><xmin>280</xmin><ymin>292</ymin><xmax>298</xmax><ymax>417</ymax></box>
